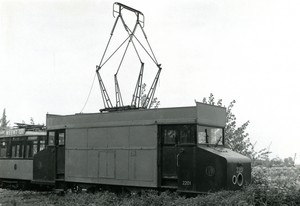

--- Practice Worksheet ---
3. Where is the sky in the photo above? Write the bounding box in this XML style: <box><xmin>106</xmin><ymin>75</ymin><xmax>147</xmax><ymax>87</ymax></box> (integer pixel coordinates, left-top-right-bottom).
<box><xmin>1</xmin><ymin>0</ymin><xmax>300</xmax><ymax>163</ymax></box>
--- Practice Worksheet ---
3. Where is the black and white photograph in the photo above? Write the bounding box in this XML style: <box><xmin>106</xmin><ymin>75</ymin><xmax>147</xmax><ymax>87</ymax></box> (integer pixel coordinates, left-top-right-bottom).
<box><xmin>1</xmin><ymin>0</ymin><xmax>300</xmax><ymax>205</ymax></box>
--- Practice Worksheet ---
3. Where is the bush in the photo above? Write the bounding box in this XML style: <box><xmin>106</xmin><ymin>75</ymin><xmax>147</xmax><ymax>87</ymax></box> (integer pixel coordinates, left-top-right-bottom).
<box><xmin>250</xmin><ymin>166</ymin><xmax>300</xmax><ymax>205</ymax></box>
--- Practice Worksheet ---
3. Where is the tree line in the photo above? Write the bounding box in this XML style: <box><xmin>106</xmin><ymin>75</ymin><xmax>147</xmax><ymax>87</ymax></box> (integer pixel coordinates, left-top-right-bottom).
<box><xmin>0</xmin><ymin>109</ymin><xmax>37</xmax><ymax>129</ymax></box>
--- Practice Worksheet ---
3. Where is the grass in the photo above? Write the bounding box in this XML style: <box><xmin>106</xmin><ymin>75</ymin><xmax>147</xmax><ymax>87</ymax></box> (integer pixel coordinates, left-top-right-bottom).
<box><xmin>1</xmin><ymin>166</ymin><xmax>300</xmax><ymax>205</ymax></box>
<box><xmin>1</xmin><ymin>186</ymin><xmax>299</xmax><ymax>206</ymax></box>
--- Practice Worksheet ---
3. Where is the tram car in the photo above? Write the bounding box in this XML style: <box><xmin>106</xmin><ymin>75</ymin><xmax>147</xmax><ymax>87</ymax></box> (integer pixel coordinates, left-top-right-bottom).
<box><xmin>29</xmin><ymin>102</ymin><xmax>250</xmax><ymax>194</ymax></box>
<box><xmin>0</xmin><ymin>124</ymin><xmax>46</xmax><ymax>189</ymax></box>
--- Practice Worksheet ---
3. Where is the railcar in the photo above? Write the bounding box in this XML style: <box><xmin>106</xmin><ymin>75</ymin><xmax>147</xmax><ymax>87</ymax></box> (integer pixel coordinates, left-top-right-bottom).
<box><xmin>0</xmin><ymin>124</ymin><xmax>46</xmax><ymax>189</ymax></box>
<box><xmin>31</xmin><ymin>102</ymin><xmax>251</xmax><ymax>194</ymax></box>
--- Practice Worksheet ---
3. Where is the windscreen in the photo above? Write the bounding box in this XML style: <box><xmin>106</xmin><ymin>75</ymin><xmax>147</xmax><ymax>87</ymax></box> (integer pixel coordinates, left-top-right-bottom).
<box><xmin>197</xmin><ymin>125</ymin><xmax>224</xmax><ymax>146</ymax></box>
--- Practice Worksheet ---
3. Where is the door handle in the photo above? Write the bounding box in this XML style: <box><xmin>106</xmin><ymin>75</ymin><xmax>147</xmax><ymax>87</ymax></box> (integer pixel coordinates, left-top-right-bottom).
<box><xmin>177</xmin><ymin>148</ymin><xmax>185</xmax><ymax>167</ymax></box>
<box><xmin>177</xmin><ymin>154</ymin><xmax>180</xmax><ymax>167</ymax></box>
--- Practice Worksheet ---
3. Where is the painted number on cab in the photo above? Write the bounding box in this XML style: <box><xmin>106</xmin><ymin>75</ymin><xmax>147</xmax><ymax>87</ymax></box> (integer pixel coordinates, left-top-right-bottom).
<box><xmin>182</xmin><ymin>181</ymin><xmax>192</xmax><ymax>186</ymax></box>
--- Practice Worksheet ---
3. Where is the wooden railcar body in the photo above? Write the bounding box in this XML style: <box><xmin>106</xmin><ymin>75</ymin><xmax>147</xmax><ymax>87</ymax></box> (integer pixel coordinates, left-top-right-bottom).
<box><xmin>0</xmin><ymin>129</ymin><xmax>46</xmax><ymax>189</ymax></box>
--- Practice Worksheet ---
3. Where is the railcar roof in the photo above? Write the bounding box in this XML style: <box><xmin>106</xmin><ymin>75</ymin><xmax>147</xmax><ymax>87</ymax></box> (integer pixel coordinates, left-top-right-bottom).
<box><xmin>0</xmin><ymin>130</ymin><xmax>46</xmax><ymax>138</ymax></box>
<box><xmin>46</xmin><ymin>102</ymin><xmax>226</xmax><ymax>130</ymax></box>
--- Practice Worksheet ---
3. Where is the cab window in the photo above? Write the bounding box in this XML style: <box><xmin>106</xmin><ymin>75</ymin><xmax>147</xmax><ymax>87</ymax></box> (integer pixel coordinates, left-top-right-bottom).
<box><xmin>161</xmin><ymin>124</ymin><xmax>196</xmax><ymax>145</ymax></box>
<box><xmin>197</xmin><ymin>126</ymin><xmax>224</xmax><ymax>145</ymax></box>
<box><xmin>164</xmin><ymin>128</ymin><xmax>177</xmax><ymax>145</ymax></box>
<box><xmin>179</xmin><ymin>125</ymin><xmax>196</xmax><ymax>144</ymax></box>
<box><xmin>211</xmin><ymin>128</ymin><xmax>223</xmax><ymax>145</ymax></box>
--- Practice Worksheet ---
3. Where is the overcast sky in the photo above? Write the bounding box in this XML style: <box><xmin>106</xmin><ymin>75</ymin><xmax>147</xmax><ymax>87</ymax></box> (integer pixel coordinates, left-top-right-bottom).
<box><xmin>1</xmin><ymin>0</ymin><xmax>300</xmax><ymax>163</ymax></box>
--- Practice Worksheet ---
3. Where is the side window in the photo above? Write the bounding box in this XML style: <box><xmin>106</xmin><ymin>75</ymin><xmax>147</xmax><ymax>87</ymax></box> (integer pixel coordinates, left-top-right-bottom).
<box><xmin>25</xmin><ymin>136</ymin><xmax>38</xmax><ymax>158</ymax></box>
<box><xmin>25</xmin><ymin>136</ymin><xmax>47</xmax><ymax>158</ymax></box>
<box><xmin>47</xmin><ymin>130</ymin><xmax>65</xmax><ymax>146</ymax></box>
<box><xmin>163</xmin><ymin>127</ymin><xmax>177</xmax><ymax>145</ymax></box>
<box><xmin>0</xmin><ymin>138</ymin><xmax>9</xmax><ymax>158</ymax></box>
<box><xmin>58</xmin><ymin>132</ymin><xmax>65</xmax><ymax>146</ymax></box>
<box><xmin>11</xmin><ymin>137</ymin><xmax>25</xmax><ymax>158</ymax></box>
<box><xmin>48</xmin><ymin>132</ymin><xmax>55</xmax><ymax>146</ymax></box>
<box><xmin>25</xmin><ymin>142</ymin><xmax>31</xmax><ymax>158</ymax></box>
<box><xmin>39</xmin><ymin>136</ymin><xmax>46</xmax><ymax>150</ymax></box>
<box><xmin>179</xmin><ymin>125</ymin><xmax>196</xmax><ymax>144</ymax></box>
<box><xmin>32</xmin><ymin>139</ymin><xmax>38</xmax><ymax>156</ymax></box>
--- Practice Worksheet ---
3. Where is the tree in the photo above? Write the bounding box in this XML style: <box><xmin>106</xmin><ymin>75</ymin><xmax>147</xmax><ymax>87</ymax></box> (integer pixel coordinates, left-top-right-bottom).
<box><xmin>203</xmin><ymin>93</ymin><xmax>270</xmax><ymax>164</ymax></box>
<box><xmin>0</xmin><ymin>108</ymin><xmax>10</xmax><ymax>129</ymax></box>
<box><xmin>30</xmin><ymin>117</ymin><xmax>35</xmax><ymax>125</ymax></box>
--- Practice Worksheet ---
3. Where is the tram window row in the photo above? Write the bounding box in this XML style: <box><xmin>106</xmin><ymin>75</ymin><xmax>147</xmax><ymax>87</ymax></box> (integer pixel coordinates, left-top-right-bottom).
<box><xmin>0</xmin><ymin>136</ymin><xmax>46</xmax><ymax>159</ymax></box>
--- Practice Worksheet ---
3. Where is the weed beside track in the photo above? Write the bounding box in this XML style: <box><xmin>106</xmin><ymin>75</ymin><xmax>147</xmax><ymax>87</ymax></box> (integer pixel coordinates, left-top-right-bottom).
<box><xmin>1</xmin><ymin>166</ymin><xmax>300</xmax><ymax>206</ymax></box>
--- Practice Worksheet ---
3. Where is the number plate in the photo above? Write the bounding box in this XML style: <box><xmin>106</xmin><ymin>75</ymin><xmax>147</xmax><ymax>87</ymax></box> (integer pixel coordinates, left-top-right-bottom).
<box><xmin>182</xmin><ymin>181</ymin><xmax>192</xmax><ymax>186</ymax></box>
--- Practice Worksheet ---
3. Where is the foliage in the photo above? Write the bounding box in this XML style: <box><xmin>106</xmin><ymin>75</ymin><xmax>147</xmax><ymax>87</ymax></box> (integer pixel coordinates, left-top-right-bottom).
<box><xmin>141</xmin><ymin>83</ymin><xmax>160</xmax><ymax>109</ymax></box>
<box><xmin>30</xmin><ymin>117</ymin><xmax>35</xmax><ymax>125</ymax></box>
<box><xmin>202</xmin><ymin>93</ymin><xmax>270</xmax><ymax>164</ymax></box>
<box><xmin>2</xmin><ymin>165</ymin><xmax>300</xmax><ymax>206</ymax></box>
<box><xmin>283</xmin><ymin>157</ymin><xmax>296</xmax><ymax>167</ymax></box>
<box><xmin>0</xmin><ymin>108</ymin><xmax>10</xmax><ymax>129</ymax></box>
<box><xmin>267</xmin><ymin>156</ymin><xmax>295</xmax><ymax>167</ymax></box>
<box><xmin>3</xmin><ymin>171</ymin><xmax>300</xmax><ymax>206</ymax></box>
<box><xmin>251</xmin><ymin>165</ymin><xmax>300</xmax><ymax>205</ymax></box>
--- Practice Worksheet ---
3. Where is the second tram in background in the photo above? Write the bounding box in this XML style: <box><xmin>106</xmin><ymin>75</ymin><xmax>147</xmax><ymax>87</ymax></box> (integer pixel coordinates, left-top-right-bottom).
<box><xmin>0</xmin><ymin>123</ymin><xmax>46</xmax><ymax>189</ymax></box>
